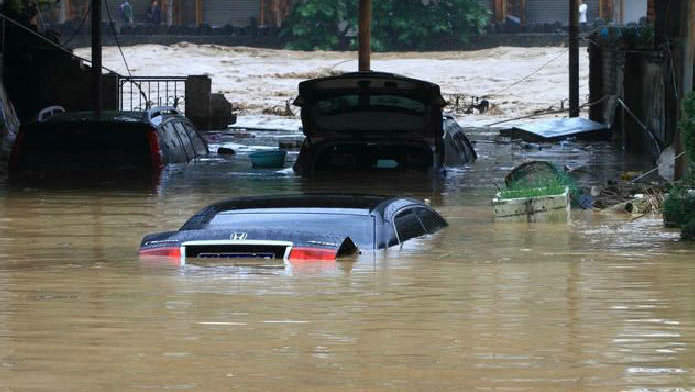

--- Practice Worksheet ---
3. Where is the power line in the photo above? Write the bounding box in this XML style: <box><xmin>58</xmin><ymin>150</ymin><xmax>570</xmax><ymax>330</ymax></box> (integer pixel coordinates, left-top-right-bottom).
<box><xmin>489</xmin><ymin>50</ymin><xmax>567</xmax><ymax>97</ymax></box>
<box><xmin>102</xmin><ymin>0</ymin><xmax>132</xmax><ymax>77</ymax></box>
<box><xmin>0</xmin><ymin>11</ymin><xmax>121</xmax><ymax>75</ymax></box>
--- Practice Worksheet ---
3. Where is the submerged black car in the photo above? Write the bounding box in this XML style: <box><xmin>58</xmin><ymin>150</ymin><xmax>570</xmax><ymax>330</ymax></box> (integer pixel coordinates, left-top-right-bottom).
<box><xmin>139</xmin><ymin>194</ymin><xmax>447</xmax><ymax>265</ymax></box>
<box><xmin>292</xmin><ymin>72</ymin><xmax>477</xmax><ymax>176</ymax></box>
<box><xmin>9</xmin><ymin>107</ymin><xmax>207</xmax><ymax>174</ymax></box>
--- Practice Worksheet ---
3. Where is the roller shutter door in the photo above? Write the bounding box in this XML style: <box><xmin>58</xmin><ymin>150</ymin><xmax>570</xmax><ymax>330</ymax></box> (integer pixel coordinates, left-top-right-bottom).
<box><xmin>526</xmin><ymin>0</ymin><xmax>599</xmax><ymax>25</ymax></box>
<box><xmin>204</xmin><ymin>0</ymin><xmax>259</xmax><ymax>27</ymax></box>
<box><xmin>526</xmin><ymin>0</ymin><xmax>566</xmax><ymax>24</ymax></box>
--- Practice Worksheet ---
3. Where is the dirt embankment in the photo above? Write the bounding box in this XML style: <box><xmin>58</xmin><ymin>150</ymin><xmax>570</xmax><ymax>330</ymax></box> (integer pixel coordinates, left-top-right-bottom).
<box><xmin>75</xmin><ymin>44</ymin><xmax>589</xmax><ymax>123</ymax></box>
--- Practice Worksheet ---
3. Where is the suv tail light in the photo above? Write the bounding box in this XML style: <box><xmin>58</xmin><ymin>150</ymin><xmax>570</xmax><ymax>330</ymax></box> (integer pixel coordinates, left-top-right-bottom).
<box><xmin>147</xmin><ymin>129</ymin><xmax>164</xmax><ymax>169</ymax></box>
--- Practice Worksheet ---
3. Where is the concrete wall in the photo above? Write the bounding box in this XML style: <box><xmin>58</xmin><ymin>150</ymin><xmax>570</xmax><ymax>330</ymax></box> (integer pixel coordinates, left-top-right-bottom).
<box><xmin>589</xmin><ymin>41</ymin><xmax>670</xmax><ymax>159</ymax></box>
<box><xmin>623</xmin><ymin>51</ymin><xmax>666</xmax><ymax>156</ymax></box>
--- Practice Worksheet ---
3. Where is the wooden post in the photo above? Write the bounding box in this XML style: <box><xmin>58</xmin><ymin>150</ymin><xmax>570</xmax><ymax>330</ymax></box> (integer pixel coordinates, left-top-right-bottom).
<box><xmin>493</xmin><ymin>0</ymin><xmax>506</xmax><ymax>22</ymax></box>
<box><xmin>195</xmin><ymin>0</ymin><xmax>202</xmax><ymax>26</ymax></box>
<box><xmin>259</xmin><ymin>0</ymin><xmax>265</xmax><ymax>25</ymax></box>
<box><xmin>358</xmin><ymin>0</ymin><xmax>371</xmax><ymax>72</ymax></box>
<box><xmin>274</xmin><ymin>0</ymin><xmax>281</xmax><ymax>27</ymax></box>
<box><xmin>176</xmin><ymin>0</ymin><xmax>183</xmax><ymax>25</ymax></box>
<box><xmin>569</xmin><ymin>0</ymin><xmax>580</xmax><ymax>117</ymax></box>
<box><xmin>520</xmin><ymin>0</ymin><xmax>526</xmax><ymax>25</ymax></box>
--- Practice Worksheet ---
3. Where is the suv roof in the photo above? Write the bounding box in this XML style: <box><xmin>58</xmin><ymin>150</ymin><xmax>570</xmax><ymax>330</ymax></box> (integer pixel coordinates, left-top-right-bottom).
<box><xmin>179</xmin><ymin>194</ymin><xmax>429</xmax><ymax>231</ymax></box>
<box><xmin>31</xmin><ymin>107</ymin><xmax>186</xmax><ymax>127</ymax></box>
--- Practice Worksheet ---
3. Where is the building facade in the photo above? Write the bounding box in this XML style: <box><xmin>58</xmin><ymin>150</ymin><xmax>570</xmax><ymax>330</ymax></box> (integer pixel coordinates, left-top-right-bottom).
<box><xmin>61</xmin><ymin>0</ymin><xmax>293</xmax><ymax>27</ymax></box>
<box><xmin>483</xmin><ymin>0</ymin><xmax>650</xmax><ymax>26</ymax></box>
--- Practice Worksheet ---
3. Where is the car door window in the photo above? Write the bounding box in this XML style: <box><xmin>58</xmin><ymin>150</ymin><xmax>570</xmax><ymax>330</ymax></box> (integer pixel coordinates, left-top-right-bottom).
<box><xmin>162</xmin><ymin>122</ymin><xmax>185</xmax><ymax>162</ymax></box>
<box><xmin>394</xmin><ymin>208</ymin><xmax>426</xmax><ymax>243</ymax></box>
<box><xmin>184</xmin><ymin>122</ymin><xmax>207</xmax><ymax>156</ymax></box>
<box><xmin>174</xmin><ymin>122</ymin><xmax>194</xmax><ymax>160</ymax></box>
<box><xmin>415</xmin><ymin>207</ymin><xmax>446</xmax><ymax>234</ymax></box>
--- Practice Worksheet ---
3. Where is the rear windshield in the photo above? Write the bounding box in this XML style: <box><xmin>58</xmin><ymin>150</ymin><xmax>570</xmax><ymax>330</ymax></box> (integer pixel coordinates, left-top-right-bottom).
<box><xmin>208</xmin><ymin>212</ymin><xmax>375</xmax><ymax>248</ymax></box>
<box><xmin>315</xmin><ymin>94</ymin><xmax>426</xmax><ymax>115</ymax></box>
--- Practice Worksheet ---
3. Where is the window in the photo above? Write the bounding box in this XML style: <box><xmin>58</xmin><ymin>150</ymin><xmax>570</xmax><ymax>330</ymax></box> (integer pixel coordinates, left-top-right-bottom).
<box><xmin>393</xmin><ymin>208</ymin><xmax>426</xmax><ymax>243</ymax></box>
<box><xmin>414</xmin><ymin>207</ymin><xmax>446</xmax><ymax>234</ymax></box>
<box><xmin>315</xmin><ymin>94</ymin><xmax>426</xmax><ymax>115</ymax></box>
<box><xmin>207</xmin><ymin>212</ymin><xmax>375</xmax><ymax>250</ymax></box>
<box><xmin>173</xmin><ymin>122</ymin><xmax>194</xmax><ymax>160</ymax></box>
<box><xmin>184</xmin><ymin>123</ymin><xmax>207</xmax><ymax>156</ymax></box>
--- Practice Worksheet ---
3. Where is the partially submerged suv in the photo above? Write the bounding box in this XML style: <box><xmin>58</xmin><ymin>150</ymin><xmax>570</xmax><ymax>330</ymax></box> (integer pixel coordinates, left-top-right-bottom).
<box><xmin>292</xmin><ymin>72</ymin><xmax>476</xmax><ymax>176</ymax></box>
<box><xmin>9</xmin><ymin>107</ymin><xmax>207</xmax><ymax>174</ymax></box>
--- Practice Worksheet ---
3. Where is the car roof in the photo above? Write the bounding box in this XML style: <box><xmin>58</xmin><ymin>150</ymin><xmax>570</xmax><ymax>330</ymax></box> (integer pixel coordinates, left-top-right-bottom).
<box><xmin>216</xmin><ymin>207</ymin><xmax>372</xmax><ymax>216</ymax></box>
<box><xmin>180</xmin><ymin>194</ymin><xmax>430</xmax><ymax>230</ymax></box>
<box><xmin>27</xmin><ymin>110</ymin><xmax>187</xmax><ymax>128</ymax></box>
<box><xmin>208</xmin><ymin>194</ymin><xmax>399</xmax><ymax>213</ymax></box>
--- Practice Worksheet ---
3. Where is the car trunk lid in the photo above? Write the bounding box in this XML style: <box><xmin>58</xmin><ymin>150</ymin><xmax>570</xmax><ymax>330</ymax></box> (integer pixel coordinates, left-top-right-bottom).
<box><xmin>294</xmin><ymin>72</ymin><xmax>446</xmax><ymax>142</ymax></box>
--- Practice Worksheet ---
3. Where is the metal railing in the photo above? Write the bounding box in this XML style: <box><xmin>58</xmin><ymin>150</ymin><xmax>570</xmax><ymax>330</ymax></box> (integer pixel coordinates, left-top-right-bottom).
<box><xmin>118</xmin><ymin>76</ymin><xmax>187</xmax><ymax>112</ymax></box>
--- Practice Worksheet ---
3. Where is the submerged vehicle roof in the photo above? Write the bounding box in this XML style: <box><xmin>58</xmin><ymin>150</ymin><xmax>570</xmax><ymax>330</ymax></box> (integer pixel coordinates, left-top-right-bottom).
<box><xmin>180</xmin><ymin>194</ymin><xmax>425</xmax><ymax>230</ymax></box>
<box><xmin>294</xmin><ymin>72</ymin><xmax>447</xmax><ymax>107</ymax></box>
<box><xmin>204</xmin><ymin>194</ymin><xmax>402</xmax><ymax>212</ymax></box>
<box><xmin>24</xmin><ymin>108</ymin><xmax>187</xmax><ymax>128</ymax></box>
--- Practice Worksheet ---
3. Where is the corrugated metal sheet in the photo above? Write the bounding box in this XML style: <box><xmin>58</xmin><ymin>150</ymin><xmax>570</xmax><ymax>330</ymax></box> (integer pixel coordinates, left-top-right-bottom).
<box><xmin>204</xmin><ymin>0</ymin><xmax>259</xmax><ymax>27</ymax></box>
<box><xmin>526</xmin><ymin>0</ymin><xmax>600</xmax><ymax>25</ymax></box>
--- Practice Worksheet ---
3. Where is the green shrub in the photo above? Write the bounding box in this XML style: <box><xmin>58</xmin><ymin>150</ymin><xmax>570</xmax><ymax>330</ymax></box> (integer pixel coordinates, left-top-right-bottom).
<box><xmin>682</xmin><ymin>217</ymin><xmax>695</xmax><ymax>240</ymax></box>
<box><xmin>663</xmin><ymin>185</ymin><xmax>695</xmax><ymax>230</ymax></box>
<box><xmin>680</xmin><ymin>92</ymin><xmax>695</xmax><ymax>175</ymax></box>
<box><xmin>282</xmin><ymin>0</ymin><xmax>490</xmax><ymax>51</ymax></box>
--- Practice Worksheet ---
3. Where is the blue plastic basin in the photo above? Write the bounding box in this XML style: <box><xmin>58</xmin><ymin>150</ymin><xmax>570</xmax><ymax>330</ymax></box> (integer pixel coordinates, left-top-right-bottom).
<box><xmin>249</xmin><ymin>150</ymin><xmax>287</xmax><ymax>169</ymax></box>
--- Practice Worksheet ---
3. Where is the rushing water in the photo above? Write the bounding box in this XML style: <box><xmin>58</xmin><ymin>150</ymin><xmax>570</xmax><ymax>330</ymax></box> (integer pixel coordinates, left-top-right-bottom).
<box><xmin>0</xmin><ymin>127</ymin><xmax>694</xmax><ymax>391</ymax></box>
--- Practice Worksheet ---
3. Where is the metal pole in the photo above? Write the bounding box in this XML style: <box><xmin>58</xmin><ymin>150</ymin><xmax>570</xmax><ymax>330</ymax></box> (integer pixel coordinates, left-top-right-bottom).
<box><xmin>91</xmin><ymin>0</ymin><xmax>102</xmax><ymax>115</ymax></box>
<box><xmin>358</xmin><ymin>0</ymin><xmax>371</xmax><ymax>72</ymax></box>
<box><xmin>569</xmin><ymin>0</ymin><xmax>579</xmax><ymax>117</ymax></box>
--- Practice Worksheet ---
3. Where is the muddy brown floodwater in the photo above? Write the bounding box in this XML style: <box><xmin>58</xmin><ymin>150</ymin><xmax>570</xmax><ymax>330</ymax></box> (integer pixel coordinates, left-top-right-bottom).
<box><xmin>1</xmin><ymin>127</ymin><xmax>694</xmax><ymax>391</ymax></box>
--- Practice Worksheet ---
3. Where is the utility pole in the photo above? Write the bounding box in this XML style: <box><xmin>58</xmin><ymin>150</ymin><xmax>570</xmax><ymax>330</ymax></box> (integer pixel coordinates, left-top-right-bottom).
<box><xmin>91</xmin><ymin>0</ymin><xmax>102</xmax><ymax>115</ymax></box>
<box><xmin>569</xmin><ymin>0</ymin><xmax>579</xmax><ymax>117</ymax></box>
<box><xmin>358</xmin><ymin>0</ymin><xmax>371</xmax><ymax>72</ymax></box>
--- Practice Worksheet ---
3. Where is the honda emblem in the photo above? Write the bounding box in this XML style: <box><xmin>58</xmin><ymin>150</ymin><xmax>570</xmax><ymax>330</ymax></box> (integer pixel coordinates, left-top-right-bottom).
<box><xmin>230</xmin><ymin>232</ymin><xmax>248</xmax><ymax>241</ymax></box>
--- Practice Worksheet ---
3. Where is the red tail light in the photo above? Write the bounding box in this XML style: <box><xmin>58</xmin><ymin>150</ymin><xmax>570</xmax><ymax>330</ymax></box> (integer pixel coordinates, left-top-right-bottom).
<box><xmin>139</xmin><ymin>247</ymin><xmax>181</xmax><ymax>259</ymax></box>
<box><xmin>147</xmin><ymin>129</ymin><xmax>164</xmax><ymax>169</ymax></box>
<box><xmin>288</xmin><ymin>247</ymin><xmax>337</xmax><ymax>262</ymax></box>
<box><xmin>8</xmin><ymin>130</ymin><xmax>25</xmax><ymax>171</ymax></box>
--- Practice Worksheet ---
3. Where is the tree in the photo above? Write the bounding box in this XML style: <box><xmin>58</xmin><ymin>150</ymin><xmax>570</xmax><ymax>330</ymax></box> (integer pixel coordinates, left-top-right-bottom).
<box><xmin>282</xmin><ymin>0</ymin><xmax>490</xmax><ymax>51</ymax></box>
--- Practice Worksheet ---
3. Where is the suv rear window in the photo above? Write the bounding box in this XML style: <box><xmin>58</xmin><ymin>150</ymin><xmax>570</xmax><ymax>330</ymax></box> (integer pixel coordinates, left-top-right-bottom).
<box><xmin>315</xmin><ymin>94</ymin><xmax>425</xmax><ymax>115</ymax></box>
